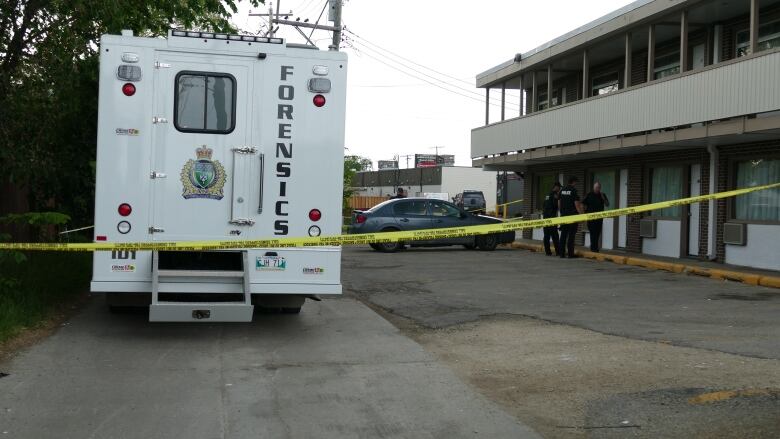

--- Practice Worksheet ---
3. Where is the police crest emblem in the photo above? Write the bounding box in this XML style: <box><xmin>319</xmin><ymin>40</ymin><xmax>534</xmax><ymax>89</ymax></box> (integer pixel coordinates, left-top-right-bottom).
<box><xmin>181</xmin><ymin>146</ymin><xmax>226</xmax><ymax>200</ymax></box>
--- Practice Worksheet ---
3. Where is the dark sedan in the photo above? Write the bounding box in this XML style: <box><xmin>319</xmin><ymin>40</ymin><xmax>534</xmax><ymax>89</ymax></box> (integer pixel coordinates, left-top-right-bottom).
<box><xmin>349</xmin><ymin>198</ymin><xmax>515</xmax><ymax>252</ymax></box>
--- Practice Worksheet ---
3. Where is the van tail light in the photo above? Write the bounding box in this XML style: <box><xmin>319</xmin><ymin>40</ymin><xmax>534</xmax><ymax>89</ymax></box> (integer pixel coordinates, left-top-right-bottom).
<box><xmin>309</xmin><ymin>209</ymin><xmax>322</xmax><ymax>222</ymax></box>
<box><xmin>355</xmin><ymin>213</ymin><xmax>367</xmax><ymax>224</ymax></box>
<box><xmin>118</xmin><ymin>203</ymin><xmax>132</xmax><ymax>216</ymax></box>
<box><xmin>313</xmin><ymin>94</ymin><xmax>326</xmax><ymax>107</ymax></box>
<box><xmin>122</xmin><ymin>83</ymin><xmax>136</xmax><ymax>96</ymax></box>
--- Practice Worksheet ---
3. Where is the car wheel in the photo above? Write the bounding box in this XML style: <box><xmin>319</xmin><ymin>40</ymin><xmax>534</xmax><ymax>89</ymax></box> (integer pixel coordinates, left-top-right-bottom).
<box><xmin>376</xmin><ymin>228</ymin><xmax>404</xmax><ymax>253</ymax></box>
<box><xmin>476</xmin><ymin>234</ymin><xmax>498</xmax><ymax>251</ymax></box>
<box><xmin>369</xmin><ymin>243</ymin><xmax>382</xmax><ymax>251</ymax></box>
<box><xmin>463</xmin><ymin>243</ymin><xmax>477</xmax><ymax>250</ymax></box>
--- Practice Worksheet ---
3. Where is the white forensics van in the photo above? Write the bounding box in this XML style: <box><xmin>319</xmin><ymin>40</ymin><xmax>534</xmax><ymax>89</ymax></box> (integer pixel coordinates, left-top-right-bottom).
<box><xmin>91</xmin><ymin>30</ymin><xmax>347</xmax><ymax>321</ymax></box>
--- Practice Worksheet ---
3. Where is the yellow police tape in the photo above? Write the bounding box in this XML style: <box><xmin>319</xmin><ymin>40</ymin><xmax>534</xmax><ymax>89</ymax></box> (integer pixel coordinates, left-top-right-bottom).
<box><xmin>1</xmin><ymin>183</ymin><xmax>778</xmax><ymax>252</ymax></box>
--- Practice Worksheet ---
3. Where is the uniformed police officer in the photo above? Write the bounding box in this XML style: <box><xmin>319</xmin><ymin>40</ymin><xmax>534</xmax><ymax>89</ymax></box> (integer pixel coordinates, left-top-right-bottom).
<box><xmin>558</xmin><ymin>176</ymin><xmax>584</xmax><ymax>258</ymax></box>
<box><xmin>582</xmin><ymin>181</ymin><xmax>610</xmax><ymax>252</ymax></box>
<box><xmin>542</xmin><ymin>182</ymin><xmax>562</xmax><ymax>256</ymax></box>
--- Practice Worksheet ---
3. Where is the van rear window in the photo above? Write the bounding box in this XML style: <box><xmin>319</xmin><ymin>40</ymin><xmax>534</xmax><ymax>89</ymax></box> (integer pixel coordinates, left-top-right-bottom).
<box><xmin>174</xmin><ymin>71</ymin><xmax>236</xmax><ymax>134</ymax></box>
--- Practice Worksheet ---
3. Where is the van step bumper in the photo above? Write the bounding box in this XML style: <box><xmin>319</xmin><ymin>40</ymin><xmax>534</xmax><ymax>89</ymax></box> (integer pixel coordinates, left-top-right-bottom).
<box><xmin>149</xmin><ymin>303</ymin><xmax>254</xmax><ymax>322</ymax></box>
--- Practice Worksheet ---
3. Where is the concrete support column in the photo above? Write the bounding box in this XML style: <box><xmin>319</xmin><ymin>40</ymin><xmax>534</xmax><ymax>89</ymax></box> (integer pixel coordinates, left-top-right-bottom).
<box><xmin>531</xmin><ymin>72</ymin><xmax>538</xmax><ymax>113</ymax></box>
<box><xmin>680</xmin><ymin>10</ymin><xmax>689</xmax><ymax>72</ymax></box>
<box><xmin>713</xmin><ymin>24</ymin><xmax>722</xmax><ymax>63</ymax></box>
<box><xmin>519</xmin><ymin>74</ymin><xmax>525</xmax><ymax>116</ymax></box>
<box><xmin>582</xmin><ymin>50</ymin><xmax>589</xmax><ymax>99</ymax></box>
<box><xmin>547</xmin><ymin>64</ymin><xmax>553</xmax><ymax>108</ymax></box>
<box><xmin>647</xmin><ymin>25</ymin><xmax>656</xmax><ymax>81</ymax></box>
<box><xmin>624</xmin><ymin>32</ymin><xmax>632</xmax><ymax>88</ymax></box>
<box><xmin>485</xmin><ymin>88</ymin><xmax>490</xmax><ymax>125</ymax></box>
<box><xmin>500</xmin><ymin>82</ymin><xmax>506</xmax><ymax>121</ymax></box>
<box><xmin>750</xmin><ymin>0</ymin><xmax>759</xmax><ymax>55</ymax></box>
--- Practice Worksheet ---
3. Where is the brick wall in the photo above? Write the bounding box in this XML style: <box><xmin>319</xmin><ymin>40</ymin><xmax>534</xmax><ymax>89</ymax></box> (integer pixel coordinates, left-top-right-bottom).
<box><xmin>522</xmin><ymin>147</ymin><xmax>710</xmax><ymax>254</ymax></box>
<box><xmin>518</xmin><ymin>140</ymin><xmax>779</xmax><ymax>261</ymax></box>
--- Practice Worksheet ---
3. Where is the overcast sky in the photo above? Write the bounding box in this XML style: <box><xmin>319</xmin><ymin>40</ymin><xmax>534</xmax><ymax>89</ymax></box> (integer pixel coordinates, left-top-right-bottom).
<box><xmin>233</xmin><ymin>0</ymin><xmax>635</xmax><ymax>167</ymax></box>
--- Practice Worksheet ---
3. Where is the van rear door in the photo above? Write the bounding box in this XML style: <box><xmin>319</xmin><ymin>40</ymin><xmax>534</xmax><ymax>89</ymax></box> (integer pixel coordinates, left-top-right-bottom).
<box><xmin>151</xmin><ymin>54</ymin><xmax>257</xmax><ymax>241</ymax></box>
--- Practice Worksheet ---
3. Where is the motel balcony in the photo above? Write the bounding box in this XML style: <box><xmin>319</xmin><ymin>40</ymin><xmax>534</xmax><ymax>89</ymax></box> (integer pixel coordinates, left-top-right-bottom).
<box><xmin>472</xmin><ymin>0</ymin><xmax>780</xmax><ymax>169</ymax></box>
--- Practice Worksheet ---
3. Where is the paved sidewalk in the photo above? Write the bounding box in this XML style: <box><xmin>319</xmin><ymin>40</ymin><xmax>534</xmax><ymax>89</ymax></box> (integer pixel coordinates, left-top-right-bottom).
<box><xmin>510</xmin><ymin>238</ymin><xmax>780</xmax><ymax>289</ymax></box>
<box><xmin>0</xmin><ymin>296</ymin><xmax>540</xmax><ymax>439</ymax></box>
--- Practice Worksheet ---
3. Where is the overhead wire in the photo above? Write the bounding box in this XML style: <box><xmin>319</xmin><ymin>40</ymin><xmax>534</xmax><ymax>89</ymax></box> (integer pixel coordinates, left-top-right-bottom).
<box><xmin>346</xmin><ymin>35</ymin><xmax>519</xmax><ymax>109</ymax></box>
<box><xmin>345</xmin><ymin>28</ymin><xmax>477</xmax><ymax>88</ymax></box>
<box><xmin>345</xmin><ymin>40</ymin><xmax>515</xmax><ymax>110</ymax></box>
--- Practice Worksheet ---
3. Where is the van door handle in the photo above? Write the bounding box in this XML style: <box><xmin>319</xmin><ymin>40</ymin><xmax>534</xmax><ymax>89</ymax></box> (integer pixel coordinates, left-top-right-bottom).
<box><xmin>258</xmin><ymin>153</ymin><xmax>265</xmax><ymax>214</ymax></box>
<box><xmin>400</xmin><ymin>218</ymin><xmax>410</xmax><ymax>223</ymax></box>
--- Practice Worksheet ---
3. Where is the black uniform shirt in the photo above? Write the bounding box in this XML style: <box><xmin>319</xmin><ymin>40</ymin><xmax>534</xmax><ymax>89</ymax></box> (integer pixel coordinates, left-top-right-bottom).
<box><xmin>542</xmin><ymin>191</ymin><xmax>559</xmax><ymax>218</ymax></box>
<box><xmin>583</xmin><ymin>191</ymin><xmax>608</xmax><ymax>213</ymax></box>
<box><xmin>559</xmin><ymin>185</ymin><xmax>580</xmax><ymax>216</ymax></box>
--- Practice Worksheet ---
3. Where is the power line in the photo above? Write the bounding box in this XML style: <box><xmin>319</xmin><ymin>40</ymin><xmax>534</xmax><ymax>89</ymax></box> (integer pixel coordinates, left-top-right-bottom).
<box><xmin>346</xmin><ymin>37</ymin><xmax>518</xmax><ymax>109</ymax></box>
<box><xmin>294</xmin><ymin>0</ymin><xmax>318</xmax><ymax>17</ymax></box>
<box><xmin>346</xmin><ymin>43</ymin><xmax>513</xmax><ymax>110</ymax></box>
<box><xmin>345</xmin><ymin>28</ymin><xmax>476</xmax><ymax>88</ymax></box>
<box><xmin>345</xmin><ymin>36</ymin><xmax>518</xmax><ymax>108</ymax></box>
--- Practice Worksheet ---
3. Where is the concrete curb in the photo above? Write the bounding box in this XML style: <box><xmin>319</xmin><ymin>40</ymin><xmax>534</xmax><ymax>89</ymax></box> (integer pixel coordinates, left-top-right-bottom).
<box><xmin>507</xmin><ymin>242</ymin><xmax>780</xmax><ymax>290</ymax></box>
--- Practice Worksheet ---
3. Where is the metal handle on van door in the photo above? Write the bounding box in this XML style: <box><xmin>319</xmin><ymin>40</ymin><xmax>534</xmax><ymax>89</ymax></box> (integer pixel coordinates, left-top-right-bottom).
<box><xmin>258</xmin><ymin>153</ymin><xmax>265</xmax><ymax>214</ymax></box>
<box><xmin>400</xmin><ymin>218</ymin><xmax>410</xmax><ymax>222</ymax></box>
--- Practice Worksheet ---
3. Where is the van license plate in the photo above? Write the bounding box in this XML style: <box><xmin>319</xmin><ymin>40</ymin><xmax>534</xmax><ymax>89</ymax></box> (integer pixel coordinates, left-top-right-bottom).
<box><xmin>256</xmin><ymin>256</ymin><xmax>286</xmax><ymax>271</ymax></box>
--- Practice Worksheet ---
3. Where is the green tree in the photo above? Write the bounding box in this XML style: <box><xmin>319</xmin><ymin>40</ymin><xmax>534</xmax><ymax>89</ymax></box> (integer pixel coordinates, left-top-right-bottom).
<box><xmin>343</xmin><ymin>155</ymin><xmax>372</xmax><ymax>208</ymax></box>
<box><xmin>0</xmin><ymin>0</ymin><xmax>261</xmax><ymax>229</ymax></box>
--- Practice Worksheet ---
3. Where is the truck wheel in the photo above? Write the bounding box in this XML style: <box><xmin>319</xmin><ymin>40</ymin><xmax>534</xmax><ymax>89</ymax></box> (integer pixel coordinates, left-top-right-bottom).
<box><xmin>476</xmin><ymin>234</ymin><xmax>498</xmax><ymax>251</ymax></box>
<box><xmin>369</xmin><ymin>243</ymin><xmax>382</xmax><ymax>251</ymax></box>
<box><xmin>463</xmin><ymin>243</ymin><xmax>477</xmax><ymax>250</ymax></box>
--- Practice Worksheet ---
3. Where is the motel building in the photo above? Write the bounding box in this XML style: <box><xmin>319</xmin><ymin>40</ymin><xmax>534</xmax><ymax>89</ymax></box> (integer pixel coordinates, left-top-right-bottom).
<box><xmin>472</xmin><ymin>0</ymin><xmax>780</xmax><ymax>271</ymax></box>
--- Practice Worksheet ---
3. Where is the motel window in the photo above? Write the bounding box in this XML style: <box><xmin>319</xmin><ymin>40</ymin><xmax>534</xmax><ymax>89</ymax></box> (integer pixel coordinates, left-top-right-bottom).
<box><xmin>536</xmin><ymin>174</ymin><xmax>556</xmax><ymax>211</ymax></box>
<box><xmin>736</xmin><ymin>20</ymin><xmax>780</xmax><ymax>57</ymax></box>
<box><xmin>654</xmin><ymin>52</ymin><xmax>680</xmax><ymax>79</ymax></box>
<box><xmin>591</xmin><ymin>73</ymin><xmax>619</xmax><ymax>96</ymax></box>
<box><xmin>537</xmin><ymin>90</ymin><xmax>548</xmax><ymax>111</ymax></box>
<box><xmin>175</xmin><ymin>71</ymin><xmax>236</xmax><ymax>134</ymax></box>
<box><xmin>591</xmin><ymin>170</ymin><xmax>616</xmax><ymax>211</ymax></box>
<box><xmin>537</xmin><ymin>88</ymin><xmax>565</xmax><ymax>110</ymax></box>
<box><xmin>734</xmin><ymin>158</ymin><xmax>780</xmax><ymax>222</ymax></box>
<box><xmin>649</xmin><ymin>166</ymin><xmax>683</xmax><ymax>218</ymax></box>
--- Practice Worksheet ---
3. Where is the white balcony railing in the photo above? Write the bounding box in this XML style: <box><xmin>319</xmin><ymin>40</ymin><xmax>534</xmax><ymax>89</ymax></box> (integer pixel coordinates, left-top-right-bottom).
<box><xmin>471</xmin><ymin>49</ymin><xmax>780</xmax><ymax>158</ymax></box>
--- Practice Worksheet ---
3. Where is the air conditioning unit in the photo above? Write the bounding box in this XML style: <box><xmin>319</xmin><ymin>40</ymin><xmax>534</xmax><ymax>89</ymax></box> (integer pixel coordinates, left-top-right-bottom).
<box><xmin>723</xmin><ymin>222</ymin><xmax>747</xmax><ymax>245</ymax></box>
<box><xmin>639</xmin><ymin>219</ymin><xmax>657</xmax><ymax>238</ymax></box>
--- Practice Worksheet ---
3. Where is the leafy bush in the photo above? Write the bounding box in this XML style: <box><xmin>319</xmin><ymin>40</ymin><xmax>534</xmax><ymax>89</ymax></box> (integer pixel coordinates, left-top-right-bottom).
<box><xmin>0</xmin><ymin>212</ymin><xmax>90</xmax><ymax>342</ymax></box>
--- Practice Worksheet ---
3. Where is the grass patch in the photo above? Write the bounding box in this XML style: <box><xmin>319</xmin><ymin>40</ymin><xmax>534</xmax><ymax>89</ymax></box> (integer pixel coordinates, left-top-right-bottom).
<box><xmin>0</xmin><ymin>252</ymin><xmax>91</xmax><ymax>343</ymax></box>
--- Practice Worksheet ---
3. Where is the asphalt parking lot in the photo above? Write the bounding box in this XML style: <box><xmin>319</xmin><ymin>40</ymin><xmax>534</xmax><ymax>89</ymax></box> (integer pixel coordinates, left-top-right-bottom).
<box><xmin>342</xmin><ymin>245</ymin><xmax>780</xmax><ymax>438</ymax></box>
<box><xmin>1</xmin><ymin>245</ymin><xmax>778</xmax><ymax>439</ymax></box>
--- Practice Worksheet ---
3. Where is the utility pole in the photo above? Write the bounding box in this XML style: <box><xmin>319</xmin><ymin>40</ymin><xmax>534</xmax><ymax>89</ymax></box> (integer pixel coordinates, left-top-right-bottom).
<box><xmin>431</xmin><ymin>146</ymin><xmax>445</xmax><ymax>166</ymax></box>
<box><xmin>399</xmin><ymin>154</ymin><xmax>414</xmax><ymax>169</ymax></box>
<box><xmin>329</xmin><ymin>0</ymin><xmax>343</xmax><ymax>51</ymax></box>
<box><xmin>250</xmin><ymin>0</ymin><xmax>343</xmax><ymax>50</ymax></box>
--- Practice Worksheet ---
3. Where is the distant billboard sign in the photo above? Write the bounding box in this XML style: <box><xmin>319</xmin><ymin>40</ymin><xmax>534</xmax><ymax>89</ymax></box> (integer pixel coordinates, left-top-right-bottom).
<box><xmin>414</xmin><ymin>154</ymin><xmax>455</xmax><ymax>168</ymax></box>
<box><xmin>378</xmin><ymin>160</ymin><xmax>399</xmax><ymax>170</ymax></box>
